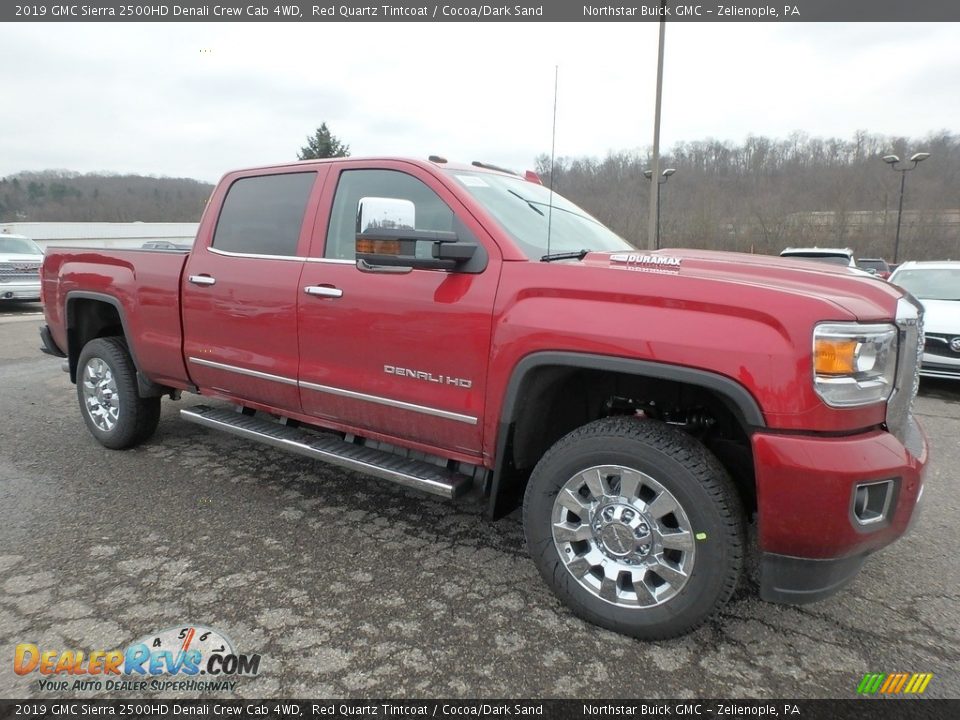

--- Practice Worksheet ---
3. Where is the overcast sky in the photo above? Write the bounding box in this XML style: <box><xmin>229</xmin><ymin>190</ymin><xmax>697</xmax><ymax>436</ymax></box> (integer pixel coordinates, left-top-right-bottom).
<box><xmin>2</xmin><ymin>22</ymin><xmax>958</xmax><ymax>183</ymax></box>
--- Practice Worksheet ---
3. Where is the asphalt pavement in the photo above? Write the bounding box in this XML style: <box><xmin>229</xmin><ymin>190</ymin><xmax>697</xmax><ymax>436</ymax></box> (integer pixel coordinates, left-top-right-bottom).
<box><xmin>1</xmin><ymin>302</ymin><xmax>957</xmax><ymax>699</ymax></box>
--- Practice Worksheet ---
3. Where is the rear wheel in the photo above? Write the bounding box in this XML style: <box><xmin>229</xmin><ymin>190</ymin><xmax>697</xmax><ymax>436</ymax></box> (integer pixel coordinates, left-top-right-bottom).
<box><xmin>76</xmin><ymin>337</ymin><xmax>161</xmax><ymax>449</ymax></box>
<box><xmin>523</xmin><ymin>416</ymin><xmax>744</xmax><ymax>639</ymax></box>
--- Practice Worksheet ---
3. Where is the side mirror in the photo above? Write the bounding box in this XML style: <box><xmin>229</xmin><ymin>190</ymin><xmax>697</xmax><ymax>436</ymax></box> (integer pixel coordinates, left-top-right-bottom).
<box><xmin>355</xmin><ymin>197</ymin><xmax>476</xmax><ymax>271</ymax></box>
<box><xmin>357</xmin><ymin>196</ymin><xmax>416</xmax><ymax>234</ymax></box>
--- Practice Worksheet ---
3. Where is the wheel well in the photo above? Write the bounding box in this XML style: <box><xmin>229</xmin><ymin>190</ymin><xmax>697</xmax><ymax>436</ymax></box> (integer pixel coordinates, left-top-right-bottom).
<box><xmin>66</xmin><ymin>298</ymin><xmax>125</xmax><ymax>382</ymax></box>
<box><xmin>494</xmin><ymin>365</ymin><xmax>757</xmax><ymax>518</ymax></box>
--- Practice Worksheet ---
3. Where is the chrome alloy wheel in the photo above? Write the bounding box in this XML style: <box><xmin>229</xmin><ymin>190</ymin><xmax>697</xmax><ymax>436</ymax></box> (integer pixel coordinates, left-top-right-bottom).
<box><xmin>81</xmin><ymin>357</ymin><xmax>120</xmax><ymax>432</ymax></box>
<box><xmin>551</xmin><ymin>465</ymin><xmax>696</xmax><ymax>607</ymax></box>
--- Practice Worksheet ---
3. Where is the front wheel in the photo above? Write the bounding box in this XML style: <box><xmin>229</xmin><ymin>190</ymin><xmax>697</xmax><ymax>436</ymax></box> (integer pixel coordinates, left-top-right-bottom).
<box><xmin>76</xmin><ymin>337</ymin><xmax>161</xmax><ymax>449</ymax></box>
<box><xmin>523</xmin><ymin>416</ymin><xmax>745</xmax><ymax>639</ymax></box>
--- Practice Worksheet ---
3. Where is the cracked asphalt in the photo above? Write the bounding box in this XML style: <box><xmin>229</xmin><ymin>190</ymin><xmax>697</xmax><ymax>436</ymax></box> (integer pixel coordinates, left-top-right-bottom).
<box><xmin>1</xmin><ymin>303</ymin><xmax>958</xmax><ymax>700</ymax></box>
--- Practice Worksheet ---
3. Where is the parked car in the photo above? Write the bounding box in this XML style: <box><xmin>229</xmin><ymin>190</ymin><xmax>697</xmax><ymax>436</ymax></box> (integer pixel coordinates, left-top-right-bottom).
<box><xmin>857</xmin><ymin>257</ymin><xmax>892</xmax><ymax>279</ymax></box>
<box><xmin>889</xmin><ymin>261</ymin><xmax>960</xmax><ymax>380</ymax></box>
<box><xmin>780</xmin><ymin>246</ymin><xmax>856</xmax><ymax>267</ymax></box>
<box><xmin>0</xmin><ymin>233</ymin><xmax>44</xmax><ymax>301</ymax></box>
<box><xmin>39</xmin><ymin>156</ymin><xmax>928</xmax><ymax>639</ymax></box>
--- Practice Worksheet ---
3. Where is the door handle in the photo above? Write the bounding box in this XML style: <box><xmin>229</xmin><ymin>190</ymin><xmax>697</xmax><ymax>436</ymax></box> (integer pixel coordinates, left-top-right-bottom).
<box><xmin>304</xmin><ymin>285</ymin><xmax>343</xmax><ymax>298</ymax></box>
<box><xmin>188</xmin><ymin>275</ymin><xmax>216</xmax><ymax>286</ymax></box>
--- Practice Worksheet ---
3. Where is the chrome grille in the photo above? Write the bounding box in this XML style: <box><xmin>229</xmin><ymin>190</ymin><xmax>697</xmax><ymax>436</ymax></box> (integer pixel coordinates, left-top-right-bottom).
<box><xmin>886</xmin><ymin>296</ymin><xmax>923</xmax><ymax>446</ymax></box>
<box><xmin>0</xmin><ymin>261</ymin><xmax>41</xmax><ymax>282</ymax></box>
<box><xmin>924</xmin><ymin>333</ymin><xmax>960</xmax><ymax>358</ymax></box>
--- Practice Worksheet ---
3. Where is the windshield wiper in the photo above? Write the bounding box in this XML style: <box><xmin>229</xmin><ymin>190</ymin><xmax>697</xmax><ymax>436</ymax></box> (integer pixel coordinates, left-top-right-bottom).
<box><xmin>507</xmin><ymin>189</ymin><xmax>544</xmax><ymax>216</ymax></box>
<box><xmin>541</xmin><ymin>249</ymin><xmax>590</xmax><ymax>262</ymax></box>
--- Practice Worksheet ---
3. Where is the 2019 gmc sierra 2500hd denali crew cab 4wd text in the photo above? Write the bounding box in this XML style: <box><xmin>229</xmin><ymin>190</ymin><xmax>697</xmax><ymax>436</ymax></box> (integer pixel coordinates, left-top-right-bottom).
<box><xmin>39</xmin><ymin>157</ymin><xmax>928</xmax><ymax>639</ymax></box>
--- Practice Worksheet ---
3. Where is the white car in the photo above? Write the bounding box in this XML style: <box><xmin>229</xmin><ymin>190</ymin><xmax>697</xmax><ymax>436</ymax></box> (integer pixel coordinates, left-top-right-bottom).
<box><xmin>779</xmin><ymin>247</ymin><xmax>876</xmax><ymax>278</ymax></box>
<box><xmin>889</xmin><ymin>261</ymin><xmax>960</xmax><ymax>380</ymax></box>
<box><xmin>0</xmin><ymin>234</ymin><xmax>44</xmax><ymax>301</ymax></box>
<box><xmin>780</xmin><ymin>246</ymin><xmax>857</xmax><ymax>268</ymax></box>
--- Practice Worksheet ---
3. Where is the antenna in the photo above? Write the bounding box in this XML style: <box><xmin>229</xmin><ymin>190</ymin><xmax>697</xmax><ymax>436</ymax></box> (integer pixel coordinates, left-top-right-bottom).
<box><xmin>546</xmin><ymin>65</ymin><xmax>558</xmax><ymax>258</ymax></box>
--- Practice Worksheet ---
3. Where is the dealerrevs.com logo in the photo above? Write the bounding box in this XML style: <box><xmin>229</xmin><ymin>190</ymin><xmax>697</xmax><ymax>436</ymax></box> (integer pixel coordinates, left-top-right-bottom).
<box><xmin>14</xmin><ymin>624</ymin><xmax>262</xmax><ymax>693</ymax></box>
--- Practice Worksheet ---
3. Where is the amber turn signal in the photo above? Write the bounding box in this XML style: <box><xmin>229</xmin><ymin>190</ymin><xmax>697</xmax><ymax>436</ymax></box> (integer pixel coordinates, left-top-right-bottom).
<box><xmin>357</xmin><ymin>239</ymin><xmax>401</xmax><ymax>255</ymax></box>
<box><xmin>814</xmin><ymin>338</ymin><xmax>858</xmax><ymax>375</ymax></box>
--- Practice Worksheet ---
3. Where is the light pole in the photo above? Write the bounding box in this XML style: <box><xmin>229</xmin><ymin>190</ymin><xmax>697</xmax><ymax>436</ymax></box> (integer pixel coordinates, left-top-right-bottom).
<box><xmin>644</xmin><ymin>168</ymin><xmax>676</xmax><ymax>249</ymax></box>
<box><xmin>647</xmin><ymin>1</ymin><xmax>667</xmax><ymax>250</ymax></box>
<box><xmin>883</xmin><ymin>152</ymin><xmax>930</xmax><ymax>264</ymax></box>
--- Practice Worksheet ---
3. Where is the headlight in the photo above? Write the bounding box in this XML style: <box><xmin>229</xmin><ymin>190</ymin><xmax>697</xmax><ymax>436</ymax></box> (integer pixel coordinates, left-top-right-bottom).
<box><xmin>813</xmin><ymin>323</ymin><xmax>898</xmax><ymax>407</ymax></box>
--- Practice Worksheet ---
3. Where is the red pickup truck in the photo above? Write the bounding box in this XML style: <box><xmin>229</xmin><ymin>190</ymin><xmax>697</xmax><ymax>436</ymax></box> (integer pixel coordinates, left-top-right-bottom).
<box><xmin>39</xmin><ymin>157</ymin><xmax>927</xmax><ymax>639</ymax></box>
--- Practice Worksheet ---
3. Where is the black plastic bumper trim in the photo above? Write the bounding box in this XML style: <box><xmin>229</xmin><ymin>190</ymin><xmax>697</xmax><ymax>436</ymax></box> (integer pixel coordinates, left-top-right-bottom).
<box><xmin>759</xmin><ymin>551</ymin><xmax>868</xmax><ymax>605</ymax></box>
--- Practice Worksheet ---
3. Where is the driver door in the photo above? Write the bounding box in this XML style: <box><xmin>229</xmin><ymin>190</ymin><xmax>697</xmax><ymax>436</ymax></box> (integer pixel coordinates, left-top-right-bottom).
<box><xmin>297</xmin><ymin>163</ymin><xmax>500</xmax><ymax>456</ymax></box>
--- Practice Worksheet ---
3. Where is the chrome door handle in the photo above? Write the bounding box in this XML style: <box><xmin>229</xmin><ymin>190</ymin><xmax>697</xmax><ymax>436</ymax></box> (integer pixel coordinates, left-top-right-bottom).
<box><xmin>188</xmin><ymin>275</ymin><xmax>216</xmax><ymax>286</ymax></box>
<box><xmin>304</xmin><ymin>285</ymin><xmax>343</xmax><ymax>298</ymax></box>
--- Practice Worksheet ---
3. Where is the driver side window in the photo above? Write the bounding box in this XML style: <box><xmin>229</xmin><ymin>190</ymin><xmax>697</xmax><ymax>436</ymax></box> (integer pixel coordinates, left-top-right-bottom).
<box><xmin>325</xmin><ymin>169</ymin><xmax>455</xmax><ymax>260</ymax></box>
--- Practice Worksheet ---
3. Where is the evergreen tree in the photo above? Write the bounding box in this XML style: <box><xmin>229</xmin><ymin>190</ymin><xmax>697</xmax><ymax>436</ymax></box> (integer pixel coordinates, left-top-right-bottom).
<box><xmin>298</xmin><ymin>123</ymin><xmax>350</xmax><ymax>160</ymax></box>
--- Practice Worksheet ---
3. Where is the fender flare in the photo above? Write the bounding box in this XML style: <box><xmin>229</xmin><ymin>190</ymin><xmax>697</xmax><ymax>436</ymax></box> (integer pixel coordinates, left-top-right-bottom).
<box><xmin>487</xmin><ymin>351</ymin><xmax>766</xmax><ymax>518</ymax></box>
<box><xmin>64</xmin><ymin>290</ymin><xmax>167</xmax><ymax>397</ymax></box>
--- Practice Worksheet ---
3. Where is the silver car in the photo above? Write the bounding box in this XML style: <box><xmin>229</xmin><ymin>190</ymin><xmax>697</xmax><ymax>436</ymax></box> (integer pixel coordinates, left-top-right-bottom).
<box><xmin>889</xmin><ymin>261</ymin><xmax>960</xmax><ymax>380</ymax></box>
<box><xmin>0</xmin><ymin>234</ymin><xmax>44</xmax><ymax>301</ymax></box>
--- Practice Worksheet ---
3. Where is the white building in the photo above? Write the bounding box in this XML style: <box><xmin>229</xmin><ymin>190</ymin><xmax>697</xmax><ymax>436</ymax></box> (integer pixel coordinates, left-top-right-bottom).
<box><xmin>0</xmin><ymin>222</ymin><xmax>198</xmax><ymax>251</ymax></box>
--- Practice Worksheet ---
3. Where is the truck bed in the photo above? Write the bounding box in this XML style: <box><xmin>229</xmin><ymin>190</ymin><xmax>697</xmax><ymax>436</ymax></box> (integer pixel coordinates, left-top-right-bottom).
<box><xmin>42</xmin><ymin>247</ymin><xmax>192</xmax><ymax>390</ymax></box>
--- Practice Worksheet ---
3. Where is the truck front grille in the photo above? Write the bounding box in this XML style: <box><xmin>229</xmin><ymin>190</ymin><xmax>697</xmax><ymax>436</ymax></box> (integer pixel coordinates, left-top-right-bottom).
<box><xmin>924</xmin><ymin>333</ymin><xmax>960</xmax><ymax>359</ymax></box>
<box><xmin>886</xmin><ymin>296</ymin><xmax>923</xmax><ymax>448</ymax></box>
<box><xmin>0</xmin><ymin>261</ymin><xmax>41</xmax><ymax>282</ymax></box>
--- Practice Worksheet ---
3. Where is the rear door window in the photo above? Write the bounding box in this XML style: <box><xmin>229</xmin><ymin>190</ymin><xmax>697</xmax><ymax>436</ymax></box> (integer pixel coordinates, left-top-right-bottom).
<box><xmin>212</xmin><ymin>172</ymin><xmax>316</xmax><ymax>257</ymax></box>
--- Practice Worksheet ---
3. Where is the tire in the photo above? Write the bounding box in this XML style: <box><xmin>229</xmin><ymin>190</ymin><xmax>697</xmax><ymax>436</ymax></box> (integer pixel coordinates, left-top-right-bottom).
<box><xmin>76</xmin><ymin>337</ymin><xmax>161</xmax><ymax>450</ymax></box>
<box><xmin>523</xmin><ymin>416</ymin><xmax>744</xmax><ymax>640</ymax></box>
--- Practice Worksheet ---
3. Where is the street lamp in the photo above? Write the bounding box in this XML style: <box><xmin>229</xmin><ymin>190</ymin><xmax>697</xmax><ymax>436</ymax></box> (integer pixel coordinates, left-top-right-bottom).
<box><xmin>883</xmin><ymin>152</ymin><xmax>930</xmax><ymax>264</ymax></box>
<box><xmin>644</xmin><ymin>168</ymin><xmax>676</xmax><ymax>249</ymax></box>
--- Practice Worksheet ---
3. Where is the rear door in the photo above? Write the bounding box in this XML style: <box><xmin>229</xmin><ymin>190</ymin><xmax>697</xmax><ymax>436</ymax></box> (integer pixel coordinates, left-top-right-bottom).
<box><xmin>297</xmin><ymin>162</ymin><xmax>501</xmax><ymax>456</ymax></box>
<box><xmin>182</xmin><ymin>167</ymin><xmax>326</xmax><ymax>411</ymax></box>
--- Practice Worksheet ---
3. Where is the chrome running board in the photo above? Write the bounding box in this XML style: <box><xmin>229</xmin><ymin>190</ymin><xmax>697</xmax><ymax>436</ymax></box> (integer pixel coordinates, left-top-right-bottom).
<box><xmin>181</xmin><ymin>405</ymin><xmax>472</xmax><ymax>499</ymax></box>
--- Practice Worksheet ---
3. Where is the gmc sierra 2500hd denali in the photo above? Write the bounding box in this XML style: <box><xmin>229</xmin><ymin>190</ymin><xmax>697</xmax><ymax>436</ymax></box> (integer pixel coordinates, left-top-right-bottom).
<box><xmin>40</xmin><ymin>157</ymin><xmax>927</xmax><ymax>639</ymax></box>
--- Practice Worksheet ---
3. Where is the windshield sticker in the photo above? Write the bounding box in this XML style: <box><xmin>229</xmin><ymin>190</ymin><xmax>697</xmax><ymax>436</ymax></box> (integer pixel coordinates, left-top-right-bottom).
<box><xmin>457</xmin><ymin>175</ymin><xmax>490</xmax><ymax>187</ymax></box>
<box><xmin>610</xmin><ymin>253</ymin><xmax>682</xmax><ymax>274</ymax></box>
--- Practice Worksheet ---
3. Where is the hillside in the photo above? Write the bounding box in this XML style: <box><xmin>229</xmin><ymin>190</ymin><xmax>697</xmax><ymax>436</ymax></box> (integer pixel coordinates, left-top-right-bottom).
<box><xmin>0</xmin><ymin>171</ymin><xmax>213</xmax><ymax>223</ymax></box>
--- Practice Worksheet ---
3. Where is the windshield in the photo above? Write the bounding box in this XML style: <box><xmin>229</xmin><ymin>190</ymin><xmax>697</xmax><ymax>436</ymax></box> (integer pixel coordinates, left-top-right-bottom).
<box><xmin>783</xmin><ymin>253</ymin><xmax>851</xmax><ymax>266</ymax></box>
<box><xmin>0</xmin><ymin>236</ymin><xmax>43</xmax><ymax>255</ymax></box>
<box><xmin>891</xmin><ymin>268</ymin><xmax>960</xmax><ymax>301</ymax></box>
<box><xmin>447</xmin><ymin>171</ymin><xmax>631</xmax><ymax>259</ymax></box>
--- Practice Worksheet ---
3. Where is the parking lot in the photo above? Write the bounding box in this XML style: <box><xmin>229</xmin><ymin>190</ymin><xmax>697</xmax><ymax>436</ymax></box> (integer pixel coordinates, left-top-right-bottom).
<box><xmin>1</xmin><ymin>302</ymin><xmax>958</xmax><ymax>699</ymax></box>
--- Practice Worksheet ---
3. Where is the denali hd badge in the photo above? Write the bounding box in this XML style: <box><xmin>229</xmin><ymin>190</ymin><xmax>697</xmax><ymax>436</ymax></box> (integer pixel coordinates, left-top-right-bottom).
<box><xmin>385</xmin><ymin>365</ymin><xmax>472</xmax><ymax>388</ymax></box>
<box><xmin>610</xmin><ymin>253</ymin><xmax>682</xmax><ymax>274</ymax></box>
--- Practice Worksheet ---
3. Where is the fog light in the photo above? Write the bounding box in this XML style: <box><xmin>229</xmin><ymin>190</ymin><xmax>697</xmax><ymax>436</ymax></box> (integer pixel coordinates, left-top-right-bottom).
<box><xmin>852</xmin><ymin>479</ymin><xmax>894</xmax><ymax>526</ymax></box>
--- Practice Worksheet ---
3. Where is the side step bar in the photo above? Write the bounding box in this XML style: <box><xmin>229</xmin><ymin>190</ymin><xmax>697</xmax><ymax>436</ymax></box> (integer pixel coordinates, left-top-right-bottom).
<box><xmin>180</xmin><ymin>405</ymin><xmax>471</xmax><ymax>499</ymax></box>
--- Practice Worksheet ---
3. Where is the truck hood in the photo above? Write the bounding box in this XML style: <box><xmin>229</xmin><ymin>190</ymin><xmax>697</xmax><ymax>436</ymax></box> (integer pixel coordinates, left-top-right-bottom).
<box><xmin>914</xmin><ymin>298</ymin><xmax>960</xmax><ymax>334</ymax></box>
<box><xmin>580</xmin><ymin>248</ymin><xmax>903</xmax><ymax>321</ymax></box>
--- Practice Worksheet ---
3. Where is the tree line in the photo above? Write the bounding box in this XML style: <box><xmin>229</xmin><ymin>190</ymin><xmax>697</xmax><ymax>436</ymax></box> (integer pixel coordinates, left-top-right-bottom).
<box><xmin>537</xmin><ymin>130</ymin><xmax>960</xmax><ymax>261</ymax></box>
<box><xmin>0</xmin><ymin>171</ymin><xmax>213</xmax><ymax>223</ymax></box>
<box><xmin>4</xmin><ymin>128</ymin><xmax>958</xmax><ymax>262</ymax></box>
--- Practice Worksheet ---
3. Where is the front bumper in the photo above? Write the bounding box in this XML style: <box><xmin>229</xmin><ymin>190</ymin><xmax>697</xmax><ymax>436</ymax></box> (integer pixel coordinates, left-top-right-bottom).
<box><xmin>0</xmin><ymin>280</ymin><xmax>41</xmax><ymax>300</ymax></box>
<box><xmin>752</xmin><ymin>416</ymin><xmax>927</xmax><ymax>604</ymax></box>
<box><xmin>919</xmin><ymin>350</ymin><xmax>960</xmax><ymax>380</ymax></box>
